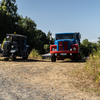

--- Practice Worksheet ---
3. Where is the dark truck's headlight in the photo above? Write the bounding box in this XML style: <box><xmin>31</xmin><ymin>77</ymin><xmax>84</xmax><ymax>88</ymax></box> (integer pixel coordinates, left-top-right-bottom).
<box><xmin>11</xmin><ymin>45</ymin><xmax>14</xmax><ymax>48</ymax></box>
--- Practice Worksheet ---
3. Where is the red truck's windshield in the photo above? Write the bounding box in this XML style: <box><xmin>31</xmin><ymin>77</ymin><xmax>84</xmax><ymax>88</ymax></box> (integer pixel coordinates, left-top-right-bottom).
<box><xmin>56</xmin><ymin>34</ymin><xmax>74</xmax><ymax>40</ymax></box>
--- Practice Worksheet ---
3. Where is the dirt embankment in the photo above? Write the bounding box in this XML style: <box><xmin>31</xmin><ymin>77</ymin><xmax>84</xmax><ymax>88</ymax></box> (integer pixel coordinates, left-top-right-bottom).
<box><xmin>0</xmin><ymin>59</ymin><xmax>100</xmax><ymax>100</ymax></box>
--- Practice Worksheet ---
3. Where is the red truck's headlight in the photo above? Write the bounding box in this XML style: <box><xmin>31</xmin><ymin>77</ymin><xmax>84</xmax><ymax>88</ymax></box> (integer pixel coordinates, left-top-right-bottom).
<box><xmin>52</xmin><ymin>48</ymin><xmax>55</xmax><ymax>51</ymax></box>
<box><xmin>52</xmin><ymin>48</ymin><xmax>57</xmax><ymax>51</ymax></box>
<box><xmin>70</xmin><ymin>48</ymin><xmax>72</xmax><ymax>51</ymax></box>
<box><xmin>71</xmin><ymin>44</ymin><xmax>78</xmax><ymax>51</ymax></box>
<box><xmin>73</xmin><ymin>47</ymin><xmax>76</xmax><ymax>51</ymax></box>
<box><xmin>50</xmin><ymin>45</ymin><xmax>57</xmax><ymax>52</ymax></box>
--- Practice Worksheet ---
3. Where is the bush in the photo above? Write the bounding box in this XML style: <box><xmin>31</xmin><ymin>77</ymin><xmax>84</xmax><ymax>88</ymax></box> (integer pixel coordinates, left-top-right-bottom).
<box><xmin>73</xmin><ymin>49</ymin><xmax>100</xmax><ymax>94</ymax></box>
<box><xmin>44</xmin><ymin>44</ymin><xmax>49</xmax><ymax>53</ymax></box>
<box><xmin>29</xmin><ymin>49</ymin><xmax>42</xmax><ymax>59</ymax></box>
<box><xmin>1</xmin><ymin>38</ymin><xmax>6</xmax><ymax>48</ymax></box>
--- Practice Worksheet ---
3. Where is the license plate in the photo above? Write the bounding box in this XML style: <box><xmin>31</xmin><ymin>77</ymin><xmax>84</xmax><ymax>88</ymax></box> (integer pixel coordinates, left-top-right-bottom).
<box><xmin>60</xmin><ymin>53</ymin><xmax>67</xmax><ymax>55</ymax></box>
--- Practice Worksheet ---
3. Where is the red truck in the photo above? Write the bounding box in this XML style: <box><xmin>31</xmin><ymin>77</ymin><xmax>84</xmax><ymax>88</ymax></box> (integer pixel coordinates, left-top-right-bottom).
<box><xmin>50</xmin><ymin>33</ymin><xmax>81</xmax><ymax>62</ymax></box>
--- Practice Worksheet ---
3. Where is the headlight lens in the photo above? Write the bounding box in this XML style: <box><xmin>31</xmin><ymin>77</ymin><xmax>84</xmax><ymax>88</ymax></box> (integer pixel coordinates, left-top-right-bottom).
<box><xmin>70</xmin><ymin>48</ymin><xmax>72</xmax><ymax>51</ymax></box>
<box><xmin>52</xmin><ymin>48</ymin><xmax>55</xmax><ymax>51</ymax></box>
<box><xmin>11</xmin><ymin>45</ymin><xmax>14</xmax><ymax>48</ymax></box>
<box><xmin>55</xmin><ymin>49</ymin><xmax>57</xmax><ymax>51</ymax></box>
<box><xmin>52</xmin><ymin>48</ymin><xmax>57</xmax><ymax>51</ymax></box>
<box><xmin>73</xmin><ymin>47</ymin><xmax>76</xmax><ymax>51</ymax></box>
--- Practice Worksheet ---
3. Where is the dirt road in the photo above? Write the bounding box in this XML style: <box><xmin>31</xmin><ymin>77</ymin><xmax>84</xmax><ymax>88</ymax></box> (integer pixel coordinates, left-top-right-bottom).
<box><xmin>0</xmin><ymin>59</ymin><xmax>100</xmax><ymax>100</ymax></box>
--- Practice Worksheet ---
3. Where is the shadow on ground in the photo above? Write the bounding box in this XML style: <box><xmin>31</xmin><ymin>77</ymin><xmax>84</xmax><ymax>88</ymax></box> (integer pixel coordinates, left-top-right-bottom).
<box><xmin>61</xmin><ymin>60</ymin><xmax>86</xmax><ymax>63</ymax></box>
<box><xmin>0</xmin><ymin>57</ymin><xmax>51</xmax><ymax>62</ymax></box>
<box><xmin>0</xmin><ymin>57</ymin><xmax>86</xmax><ymax>63</ymax></box>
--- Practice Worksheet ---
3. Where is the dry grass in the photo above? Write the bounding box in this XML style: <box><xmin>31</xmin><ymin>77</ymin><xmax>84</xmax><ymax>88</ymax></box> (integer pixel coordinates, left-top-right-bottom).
<box><xmin>0</xmin><ymin>58</ymin><xmax>100</xmax><ymax>99</ymax></box>
<box><xmin>29</xmin><ymin>49</ymin><xmax>42</xmax><ymax>59</ymax></box>
<box><xmin>72</xmin><ymin>50</ymin><xmax>100</xmax><ymax>95</ymax></box>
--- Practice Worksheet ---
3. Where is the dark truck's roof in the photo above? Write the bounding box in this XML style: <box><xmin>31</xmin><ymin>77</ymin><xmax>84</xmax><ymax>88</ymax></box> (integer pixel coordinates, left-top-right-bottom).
<box><xmin>7</xmin><ymin>34</ymin><xmax>27</xmax><ymax>38</ymax></box>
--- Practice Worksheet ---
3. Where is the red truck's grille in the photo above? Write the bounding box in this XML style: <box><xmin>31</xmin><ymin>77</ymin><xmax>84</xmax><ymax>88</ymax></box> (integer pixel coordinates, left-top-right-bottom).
<box><xmin>59</xmin><ymin>41</ymin><xmax>68</xmax><ymax>50</ymax></box>
<box><xmin>59</xmin><ymin>41</ymin><xmax>63</xmax><ymax>50</ymax></box>
<box><xmin>64</xmin><ymin>41</ymin><xmax>68</xmax><ymax>50</ymax></box>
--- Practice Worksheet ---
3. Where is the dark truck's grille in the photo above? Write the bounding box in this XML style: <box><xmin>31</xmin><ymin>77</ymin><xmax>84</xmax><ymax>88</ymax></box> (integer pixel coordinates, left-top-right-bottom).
<box><xmin>3</xmin><ymin>42</ymin><xmax>11</xmax><ymax>52</ymax></box>
<box><xmin>59</xmin><ymin>41</ymin><xmax>68</xmax><ymax>50</ymax></box>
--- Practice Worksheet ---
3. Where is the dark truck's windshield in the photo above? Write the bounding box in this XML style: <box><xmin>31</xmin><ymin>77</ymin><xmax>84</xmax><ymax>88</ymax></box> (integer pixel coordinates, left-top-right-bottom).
<box><xmin>6</xmin><ymin>36</ymin><xmax>21</xmax><ymax>42</ymax></box>
<box><xmin>13</xmin><ymin>36</ymin><xmax>21</xmax><ymax>41</ymax></box>
<box><xmin>6</xmin><ymin>36</ymin><xmax>12</xmax><ymax>41</ymax></box>
<box><xmin>56</xmin><ymin>34</ymin><xmax>74</xmax><ymax>40</ymax></box>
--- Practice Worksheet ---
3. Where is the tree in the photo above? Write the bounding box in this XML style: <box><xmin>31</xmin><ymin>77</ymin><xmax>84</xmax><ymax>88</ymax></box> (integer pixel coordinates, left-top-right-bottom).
<box><xmin>18</xmin><ymin>16</ymin><xmax>36</xmax><ymax>30</ymax></box>
<box><xmin>17</xmin><ymin>16</ymin><xmax>50</xmax><ymax>54</ymax></box>
<box><xmin>1</xmin><ymin>0</ymin><xmax>17</xmax><ymax>16</ymax></box>
<box><xmin>0</xmin><ymin>0</ymin><xmax>51</xmax><ymax>54</ymax></box>
<box><xmin>82</xmin><ymin>39</ymin><xmax>89</xmax><ymax>47</ymax></box>
<box><xmin>47</xmin><ymin>31</ymin><xmax>52</xmax><ymax>40</ymax></box>
<box><xmin>80</xmin><ymin>39</ymin><xmax>97</xmax><ymax>57</ymax></box>
<box><xmin>1</xmin><ymin>0</ymin><xmax>19</xmax><ymax>30</ymax></box>
<box><xmin>35</xmin><ymin>30</ymin><xmax>49</xmax><ymax>54</ymax></box>
<box><xmin>97</xmin><ymin>37</ymin><xmax>100</xmax><ymax>47</ymax></box>
<box><xmin>0</xmin><ymin>6</ymin><xmax>14</xmax><ymax>42</ymax></box>
<box><xmin>0</xmin><ymin>0</ymin><xmax>19</xmax><ymax>43</ymax></box>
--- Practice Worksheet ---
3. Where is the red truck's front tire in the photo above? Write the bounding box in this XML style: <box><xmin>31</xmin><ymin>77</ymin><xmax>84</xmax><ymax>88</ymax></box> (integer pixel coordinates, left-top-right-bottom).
<box><xmin>73</xmin><ymin>53</ymin><xmax>79</xmax><ymax>62</ymax></box>
<box><xmin>51</xmin><ymin>54</ymin><xmax>56</xmax><ymax>62</ymax></box>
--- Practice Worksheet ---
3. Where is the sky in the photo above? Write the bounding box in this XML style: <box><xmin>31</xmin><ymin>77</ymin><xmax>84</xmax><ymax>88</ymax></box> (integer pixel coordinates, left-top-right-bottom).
<box><xmin>14</xmin><ymin>0</ymin><xmax>100</xmax><ymax>42</ymax></box>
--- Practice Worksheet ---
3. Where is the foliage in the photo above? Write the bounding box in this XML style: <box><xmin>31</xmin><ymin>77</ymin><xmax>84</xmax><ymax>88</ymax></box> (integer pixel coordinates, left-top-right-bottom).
<box><xmin>1</xmin><ymin>0</ymin><xmax>17</xmax><ymax>16</ymax></box>
<box><xmin>0</xmin><ymin>0</ymin><xmax>50</xmax><ymax>55</ymax></box>
<box><xmin>1</xmin><ymin>38</ymin><xmax>6</xmax><ymax>48</ymax></box>
<box><xmin>0</xmin><ymin>0</ymin><xmax>19</xmax><ymax>42</ymax></box>
<box><xmin>84</xmin><ymin>48</ymin><xmax>100</xmax><ymax>84</ymax></box>
<box><xmin>34</xmin><ymin>30</ymin><xmax>49</xmax><ymax>54</ymax></box>
<box><xmin>47</xmin><ymin>31</ymin><xmax>52</xmax><ymax>40</ymax></box>
<box><xmin>47</xmin><ymin>31</ymin><xmax>55</xmax><ymax>45</ymax></box>
<box><xmin>44</xmin><ymin>44</ymin><xmax>49</xmax><ymax>53</ymax></box>
<box><xmin>97</xmin><ymin>37</ymin><xmax>100</xmax><ymax>47</ymax></box>
<box><xmin>80</xmin><ymin>39</ymin><xmax>97</xmax><ymax>57</ymax></box>
<box><xmin>18</xmin><ymin>16</ymin><xmax>36</xmax><ymax>31</ymax></box>
<box><xmin>52</xmin><ymin>38</ymin><xmax>55</xmax><ymax>44</ymax></box>
<box><xmin>29</xmin><ymin>49</ymin><xmax>42</xmax><ymax>59</ymax></box>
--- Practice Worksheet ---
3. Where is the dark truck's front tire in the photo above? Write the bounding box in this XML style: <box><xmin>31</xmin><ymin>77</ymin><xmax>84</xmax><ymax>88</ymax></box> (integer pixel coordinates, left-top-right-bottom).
<box><xmin>23</xmin><ymin>49</ymin><xmax>29</xmax><ymax>60</ymax></box>
<box><xmin>11</xmin><ymin>54</ymin><xmax>16</xmax><ymax>61</ymax></box>
<box><xmin>51</xmin><ymin>53</ymin><xmax>56</xmax><ymax>62</ymax></box>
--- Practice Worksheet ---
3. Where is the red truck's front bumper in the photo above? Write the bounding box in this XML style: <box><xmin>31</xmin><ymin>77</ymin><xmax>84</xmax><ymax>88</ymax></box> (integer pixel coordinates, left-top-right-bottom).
<box><xmin>50</xmin><ymin>50</ymin><xmax>78</xmax><ymax>54</ymax></box>
<box><xmin>50</xmin><ymin>44</ymin><xmax>79</xmax><ymax>54</ymax></box>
